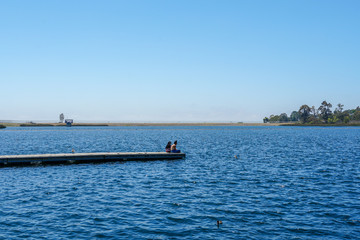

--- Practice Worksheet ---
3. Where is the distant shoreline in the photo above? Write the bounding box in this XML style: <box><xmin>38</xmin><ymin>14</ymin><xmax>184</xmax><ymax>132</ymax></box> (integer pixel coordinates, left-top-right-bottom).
<box><xmin>1</xmin><ymin>122</ymin><xmax>284</xmax><ymax>127</ymax></box>
<box><xmin>2</xmin><ymin>122</ymin><xmax>360</xmax><ymax>127</ymax></box>
<box><xmin>280</xmin><ymin>123</ymin><xmax>360</xmax><ymax>127</ymax></box>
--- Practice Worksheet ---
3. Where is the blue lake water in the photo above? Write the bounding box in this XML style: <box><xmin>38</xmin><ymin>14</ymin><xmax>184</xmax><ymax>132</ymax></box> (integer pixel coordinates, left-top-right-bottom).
<box><xmin>0</xmin><ymin>126</ymin><xmax>359</xmax><ymax>239</ymax></box>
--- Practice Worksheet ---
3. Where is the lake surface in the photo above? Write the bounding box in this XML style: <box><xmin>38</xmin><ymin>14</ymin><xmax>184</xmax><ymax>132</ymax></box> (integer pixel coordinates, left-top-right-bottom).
<box><xmin>0</xmin><ymin>126</ymin><xmax>359</xmax><ymax>239</ymax></box>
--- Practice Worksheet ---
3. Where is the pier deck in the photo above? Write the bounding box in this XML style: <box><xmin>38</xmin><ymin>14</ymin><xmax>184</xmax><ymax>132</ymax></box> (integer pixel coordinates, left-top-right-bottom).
<box><xmin>0</xmin><ymin>152</ymin><xmax>185</xmax><ymax>167</ymax></box>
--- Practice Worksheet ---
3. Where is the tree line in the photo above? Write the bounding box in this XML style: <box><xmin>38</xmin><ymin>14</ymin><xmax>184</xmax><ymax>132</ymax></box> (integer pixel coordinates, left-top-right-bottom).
<box><xmin>263</xmin><ymin>101</ymin><xmax>360</xmax><ymax>124</ymax></box>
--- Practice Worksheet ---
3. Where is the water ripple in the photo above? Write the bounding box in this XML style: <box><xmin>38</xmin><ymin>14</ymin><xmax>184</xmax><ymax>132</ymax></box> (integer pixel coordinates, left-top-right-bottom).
<box><xmin>1</xmin><ymin>126</ymin><xmax>360</xmax><ymax>239</ymax></box>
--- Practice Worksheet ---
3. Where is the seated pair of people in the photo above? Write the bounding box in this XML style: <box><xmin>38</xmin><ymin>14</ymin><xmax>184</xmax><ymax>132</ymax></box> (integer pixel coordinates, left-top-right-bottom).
<box><xmin>165</xmin><ymin>140</ymin><xmax>181</xmax><ymax>153</ymax></box>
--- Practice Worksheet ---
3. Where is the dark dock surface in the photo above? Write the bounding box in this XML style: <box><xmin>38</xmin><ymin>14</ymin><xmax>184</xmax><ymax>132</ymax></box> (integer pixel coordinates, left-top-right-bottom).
<box><xmin>0</xmin><ymin>152</ymin><xmax>186</xmax><ymax>167</ymax></box>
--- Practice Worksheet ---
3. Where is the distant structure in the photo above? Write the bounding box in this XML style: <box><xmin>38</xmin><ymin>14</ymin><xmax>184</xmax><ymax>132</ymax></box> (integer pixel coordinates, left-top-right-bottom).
<box><xmin>59</xmin><ymin>113</ymin><xmax>64</xmax><ymax>123</ymax></box>
<box><xmin>65</xmin><ymin>119</ymin><xmax>73</xmax><ymax>127</ymax></box>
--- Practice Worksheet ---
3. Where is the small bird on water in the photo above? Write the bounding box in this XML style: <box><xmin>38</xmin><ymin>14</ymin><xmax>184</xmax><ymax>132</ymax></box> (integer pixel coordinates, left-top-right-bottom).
<box><xmin>72</xmin><ymin>149</ymin><xmax>75</xmax><ymax>153</ymax></box>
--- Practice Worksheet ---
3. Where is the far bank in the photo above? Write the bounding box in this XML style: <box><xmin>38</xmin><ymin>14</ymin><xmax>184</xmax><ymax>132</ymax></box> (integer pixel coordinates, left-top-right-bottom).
<box><xmin>0</xmin><ymin>122</ymin><xmax>284</xmax><ymax>127</ymax></box>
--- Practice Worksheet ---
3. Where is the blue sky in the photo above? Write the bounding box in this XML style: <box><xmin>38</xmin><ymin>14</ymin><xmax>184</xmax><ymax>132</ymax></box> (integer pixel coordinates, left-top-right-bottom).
<box><xmin>1</xmin><ymin>0</ymin><xmax>359</xmax><ymax>122</ymax></box>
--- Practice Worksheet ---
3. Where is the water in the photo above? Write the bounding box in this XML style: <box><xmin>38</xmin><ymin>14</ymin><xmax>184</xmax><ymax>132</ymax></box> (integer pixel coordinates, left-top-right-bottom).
<box><xmin>0</xmin><ymin>126</ymin><xmax>359</xmax><ymax>239</ymax></box>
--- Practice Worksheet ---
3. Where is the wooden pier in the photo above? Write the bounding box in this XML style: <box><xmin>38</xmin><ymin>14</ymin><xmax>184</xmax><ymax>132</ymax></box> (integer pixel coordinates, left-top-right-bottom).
<box><xmin>0</xmin><ymin>152</ymin><xmax>185</xmax><ymax>167</ymax></box>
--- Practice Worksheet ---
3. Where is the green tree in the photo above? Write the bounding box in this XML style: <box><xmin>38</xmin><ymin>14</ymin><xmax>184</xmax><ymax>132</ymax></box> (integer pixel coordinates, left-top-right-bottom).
<box><xmin>337</xmin><ymin>112</ymin><xmax>349</xmax><ymax>123</ymax></box>
<box><xmin>353</xmin><ymin>111</ymin><xmax>360</xmax><ymax>121</ymax></box>
<box><xmin>290</xmin><ymin>111</ymin><xmax>300</xmax><ymax>122</ymax></box>
<box><xmin>269</xmin><ymin>115</ymin><xmax>280</xmax><ymax>123</ymax></box>
<box><xmin>328</xmin><ymin>115</ymin><xmax>339</xmax><ymax>124</ymax></box>
<box><xmin>299</xmin><ymin>105</ymin><xmax>311</xmax><ymax>123</ymax></box>
<box><xmin>334</xmin><ymin>103</ymin><xmax>344</xmax><ymax>114</ymax></box>
<box><xmin>263</xmin><ymin>117</ymin><xmax>269</xmax><ymax>123</ymax></box>
<box><xmin>308</xmin><ymin>115</ymin><xmax>322</xmax><ymax>124</ymax></box>
<box><xmin>311</xmin><ymin>106</ymin><xmax>318</xmax><ymax>117</ymax></box>
<box><xmin>279</xmin><ymin>113</ymin><xmax>289</xmax><ymax>122</ymax></box>
<box><xmin>351</xmin><ymin>107</ymin><xmax>360</xmax><ymax>121</ymax></box>
<box><xmin>318</xmin><ymin>101</ymin><xmax>333</xmax><ymax>123</ymax></box>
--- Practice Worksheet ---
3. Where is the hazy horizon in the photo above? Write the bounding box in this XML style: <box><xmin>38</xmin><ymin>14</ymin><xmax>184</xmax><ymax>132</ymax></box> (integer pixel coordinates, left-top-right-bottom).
<box><xmin>0</xmin><ymin>119</ymin><xmax>258</xmax><ymax>124</ymax></box>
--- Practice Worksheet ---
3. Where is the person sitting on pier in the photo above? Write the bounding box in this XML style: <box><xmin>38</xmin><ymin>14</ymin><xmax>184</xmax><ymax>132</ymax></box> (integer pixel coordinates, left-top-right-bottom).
<box><xmin>171</xmin><ymin>140</ymin><xmax>181</xmax><ymax>153</ymax></box>
<box><xmin>165</xmin><ymin>141</ymin><xmax>172</xmax><ymax>153</ymax></box>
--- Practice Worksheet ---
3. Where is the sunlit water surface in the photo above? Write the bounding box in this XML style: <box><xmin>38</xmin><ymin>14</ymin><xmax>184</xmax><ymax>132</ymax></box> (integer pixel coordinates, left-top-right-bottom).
<box><xmin>0</xmin><ymin>126</ymin><xmax>359</xmax><ymax>239</ymax></box>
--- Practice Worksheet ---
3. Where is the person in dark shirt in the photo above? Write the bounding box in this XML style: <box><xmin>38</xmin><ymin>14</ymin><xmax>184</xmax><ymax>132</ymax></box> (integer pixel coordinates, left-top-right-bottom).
<box><xmin>165</xmin><ymin>141</ymin><xmax>172</xmax><ymax>153</ymax></box>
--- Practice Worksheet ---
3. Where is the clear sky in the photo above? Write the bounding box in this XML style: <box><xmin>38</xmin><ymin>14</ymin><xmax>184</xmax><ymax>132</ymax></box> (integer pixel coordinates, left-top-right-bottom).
<box><xmin>1</xmin><ymin>0</ymin><xmax>359</xmax><ymax>122</ymax></box>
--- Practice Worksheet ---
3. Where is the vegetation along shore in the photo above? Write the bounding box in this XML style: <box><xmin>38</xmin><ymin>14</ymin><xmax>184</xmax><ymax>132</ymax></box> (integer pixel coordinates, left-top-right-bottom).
<box><xmin>264</xmin><ymin>100</ymin><xmax>360</xmax><ymax>126</ymax></box>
